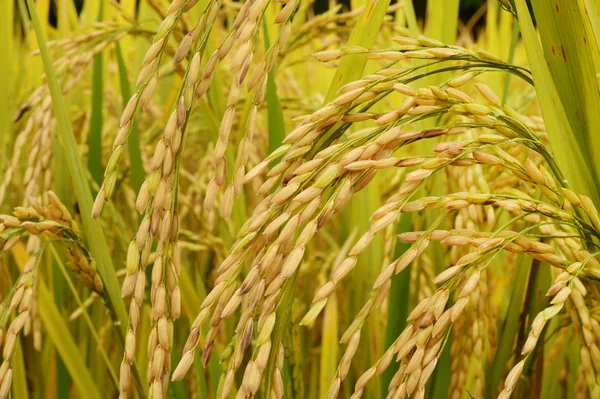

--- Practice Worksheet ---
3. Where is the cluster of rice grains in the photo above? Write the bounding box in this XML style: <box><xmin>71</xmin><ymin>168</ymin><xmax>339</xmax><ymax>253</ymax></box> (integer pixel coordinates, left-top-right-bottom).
<box><xmin>2</xmin><ymin>22</ymin><xmax>135</xmax><ymax>206</ymax></box>
<box><xmin>0</xmin><ymin>192</ymin><xmax>104</xmax><ymax>398</ymax></box>
<box><xmin>0</xmin><ymin>16</ymin><xmax>146</xmax><ymax>399</ymax></box>
<box><xmin>91</xmin><ymin>0</ymin><xmax>299</xmax><ymax>397</ymax></box>
<box><xmin>76</xmin><ymin>4</ymin><xmax>600</xmax><ymax>399</ymax></box>
<box><xmin>150</xmin><ymin>33</ymin><xmax>600</xmax><ymax>399</ymax></box>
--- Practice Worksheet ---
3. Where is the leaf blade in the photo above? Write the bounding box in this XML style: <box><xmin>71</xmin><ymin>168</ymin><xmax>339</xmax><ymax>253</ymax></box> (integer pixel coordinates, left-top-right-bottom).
<box><xmin>38</xmin><ymin>282</ymin><xmax>103</xmax><ymax>399</ymax></box>
<box><xmin>324</xmin><ymin>0</ymin><xmax>392</xmax><ymax>102</ymax></box>
<box><xmin>529</xmin><ymin>0</ymin><xmax>600</xmax><ymax>190</ymax></box>
<box><xmin>25</xmin><ymin>0</ymin><xmax>130</xmax><ymax>344</ymax></box>
<box><xmin>87</xmin><ymin>1</ymin><xmax>104</xmax><ymax>186</ymax></box>
<box><xmin>514</xmin><ymin>0</ymin><xmax>599</xmax><ymax>203</ymax></box>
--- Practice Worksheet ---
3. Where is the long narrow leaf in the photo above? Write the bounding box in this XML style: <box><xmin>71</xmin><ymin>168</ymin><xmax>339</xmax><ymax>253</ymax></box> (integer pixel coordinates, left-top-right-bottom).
<box><xmin>11</xmin><ymin>345</ymin><xmax>28</xmax><ymax>399</ymax></box>
<box><xmin>25</xmin><ymin>0</ymin><xmax>129</xmax><ymax>340</ymax></box>
<box><xmin>425</xmin><ymin>0</ymin><xmax>459</xmax><ymax>44</ymax></box>
<box><xmin>514</xmin><ymin>0</ymin><xmax>598</xmax><ymax>203</ymax></box>
<box><xmin>322</xmin><ymin>4</ymin><xmax>392</xmax><ymax>393</ymax></box>
<box><xmin>324</xmin><ymin>0</ymin><xmax>392</xmax><ymax>102</ymax></box>
<box><xmin>319</xmin><ymin>293</ymin><xmax>339</xmax><ymax>398</ymax></box>
<box><xmin>87</xmin><ymin>1</ymin><xmax>104</xmax><ymax>186</ymax></box>
<box><xmin>401</xmin><ymin>0</ymin><xmax>419</xmax><ymax>37</ymax></box>
<box><xmin>529</xmin><ymin>0</ymin><xmax>600</xmax><ymax>191</ymax></box>
<box><xmin>263</xmin><ymin>20</ymin><xmax>286</xmax><ymax>155</ymax></box>
<box><xmin>515</xmin><ymin>261</ymin><xmax>550</xmax><ymax>396</ymax></box>
<box><xmin>582</xmin><ymin>0</ymin><xmax>600</xmax><ymax>52</ymax></box>
<box><xmin>38</xmin><ymin>282</ymin><xmax>104</xmax><ymax>399</ymax></box>
<box><xmin>0</xmin><ymin>0</ymin><xmax>14</xmax><ymax>171</ymax></box>
<box><xmin>12</xmin><ymin>242</ymin><xmax>102</xmax><ymax>399</ymax></box>
<box><xmin>381</xmin><ymin>215</ymin><xmax>412</xmax><ymax>397</ymax></box>
<box><xmin>486</xmin><ymin>256</ymin><xmax>532</xmax><ymax>398</ymax></box>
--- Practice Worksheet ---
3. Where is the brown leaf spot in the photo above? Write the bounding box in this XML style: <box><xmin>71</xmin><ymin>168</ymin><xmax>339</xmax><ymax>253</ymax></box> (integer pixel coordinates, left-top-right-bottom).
<box><xmin>560</xmin><ymin>44</ymin><xmax>566</xmax><ymax>62</ymax></box>
<box><xmin>551</xmin><ymin>44</ymin><xmax>556</xmax><ymax>56</ymax></box>
<box><xmin>555</xmin><ymin>3</ymin><xmax>559</xmax><ymax>12</ymax></box>
<box><xmin>584</xmin><ymin>35</ymin><xmax>588</xmax><ymax>45</ymax></box>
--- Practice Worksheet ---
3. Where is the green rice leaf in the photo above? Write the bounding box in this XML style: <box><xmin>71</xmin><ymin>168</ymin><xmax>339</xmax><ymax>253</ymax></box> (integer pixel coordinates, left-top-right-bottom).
<box><xmin>11</xmin><ymin>344</ymin><xmax>28</xmax><ymax>399</ymax></box>
<box><xmin>381</xmin><ymin>215</ymin><xmax>412</xmax><ymax>397</ymax></box>
<box><xmin>423</xmin><ymin>0</ymin><xmax>460</xmax><ymax>85</ymax></box>
<box><xmin>319</xmin><ymin>294</ymin><xmax>339</xmax><ymax>398</ymax></box>
<box><xmin>540</xmin><ymin>317</ymin><xmax>567</xmax><ymax>398</ymax></box>
<box><xmin>37</xmin><ymin>281</ymin><xmax>103</xmax><ymax>399</ymax></box>
<box><xmin>486</xmin><ymin>256</ymin><xmax>531</xmax><ymax>398</ymax></box>
<box><xmin>88</xmin><ymin>1</ymin><xmax>104</xmax><ymax>186</ymax></box>
<box><xmin>25</xmin><ymin>0</ymin><xmax>129</xmax><ymax>340</ymax></box>
<box><xmin>514</xmin><ymin>0</ymin><xmax>599</xmax><ymax>203</ymax></box>
<box><xmin>0</xmin><ymin>0</ymin><xmax>14</xmax><ymax>171</ymax></box>
<box><xmin>502</xmin><ymin>21</ymin><xmax>521</xmax><ymax>104</ymax></box>
<box><xmin>529</xmin><ymin>0</ymin><xmax>600</xmax><ymax>194</ymax></box>
<box><xmin>263</xmin><ymin>20</ymin><xmax>286</xmax><ymax>154</ymax></box>
<box><xmin>424</xmin><ymin>0</ymin><xmax>459</xmax><ymax>44</ymax></box>
<box><xmin>581</xmin><ymin>0</ymin><xmax>600</xmax><ymax>69</ymax></box>
<box><xmin>401</xmin><ymin>0</ymin><xmax>419</xmax><ymax>38</ymax></box>
<box><xmin>431</xmin><ymin>333</ymin><xmax>452</xmax><ymax>398</ymax></box>
<box><xmin>514</xmin><ymin>261</ymin><xmax>550</xmax><ymax>396</ymax></box>
<box><xmin>324</xmin><ymin>0</ymin><xmax>392</xmax><ymax>102</ymax></box>
<box><xmin>321</xmin><ymin>5</ymin><xmax>391</xmax><ymax>393</ymax></box>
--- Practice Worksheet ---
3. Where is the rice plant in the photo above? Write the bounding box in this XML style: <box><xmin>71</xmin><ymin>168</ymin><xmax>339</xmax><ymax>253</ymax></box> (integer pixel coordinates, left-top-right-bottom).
<box><xmin>1</xmin><ymin>0</ymin><xmax>600</xmax><ymax>398</ymax></box>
